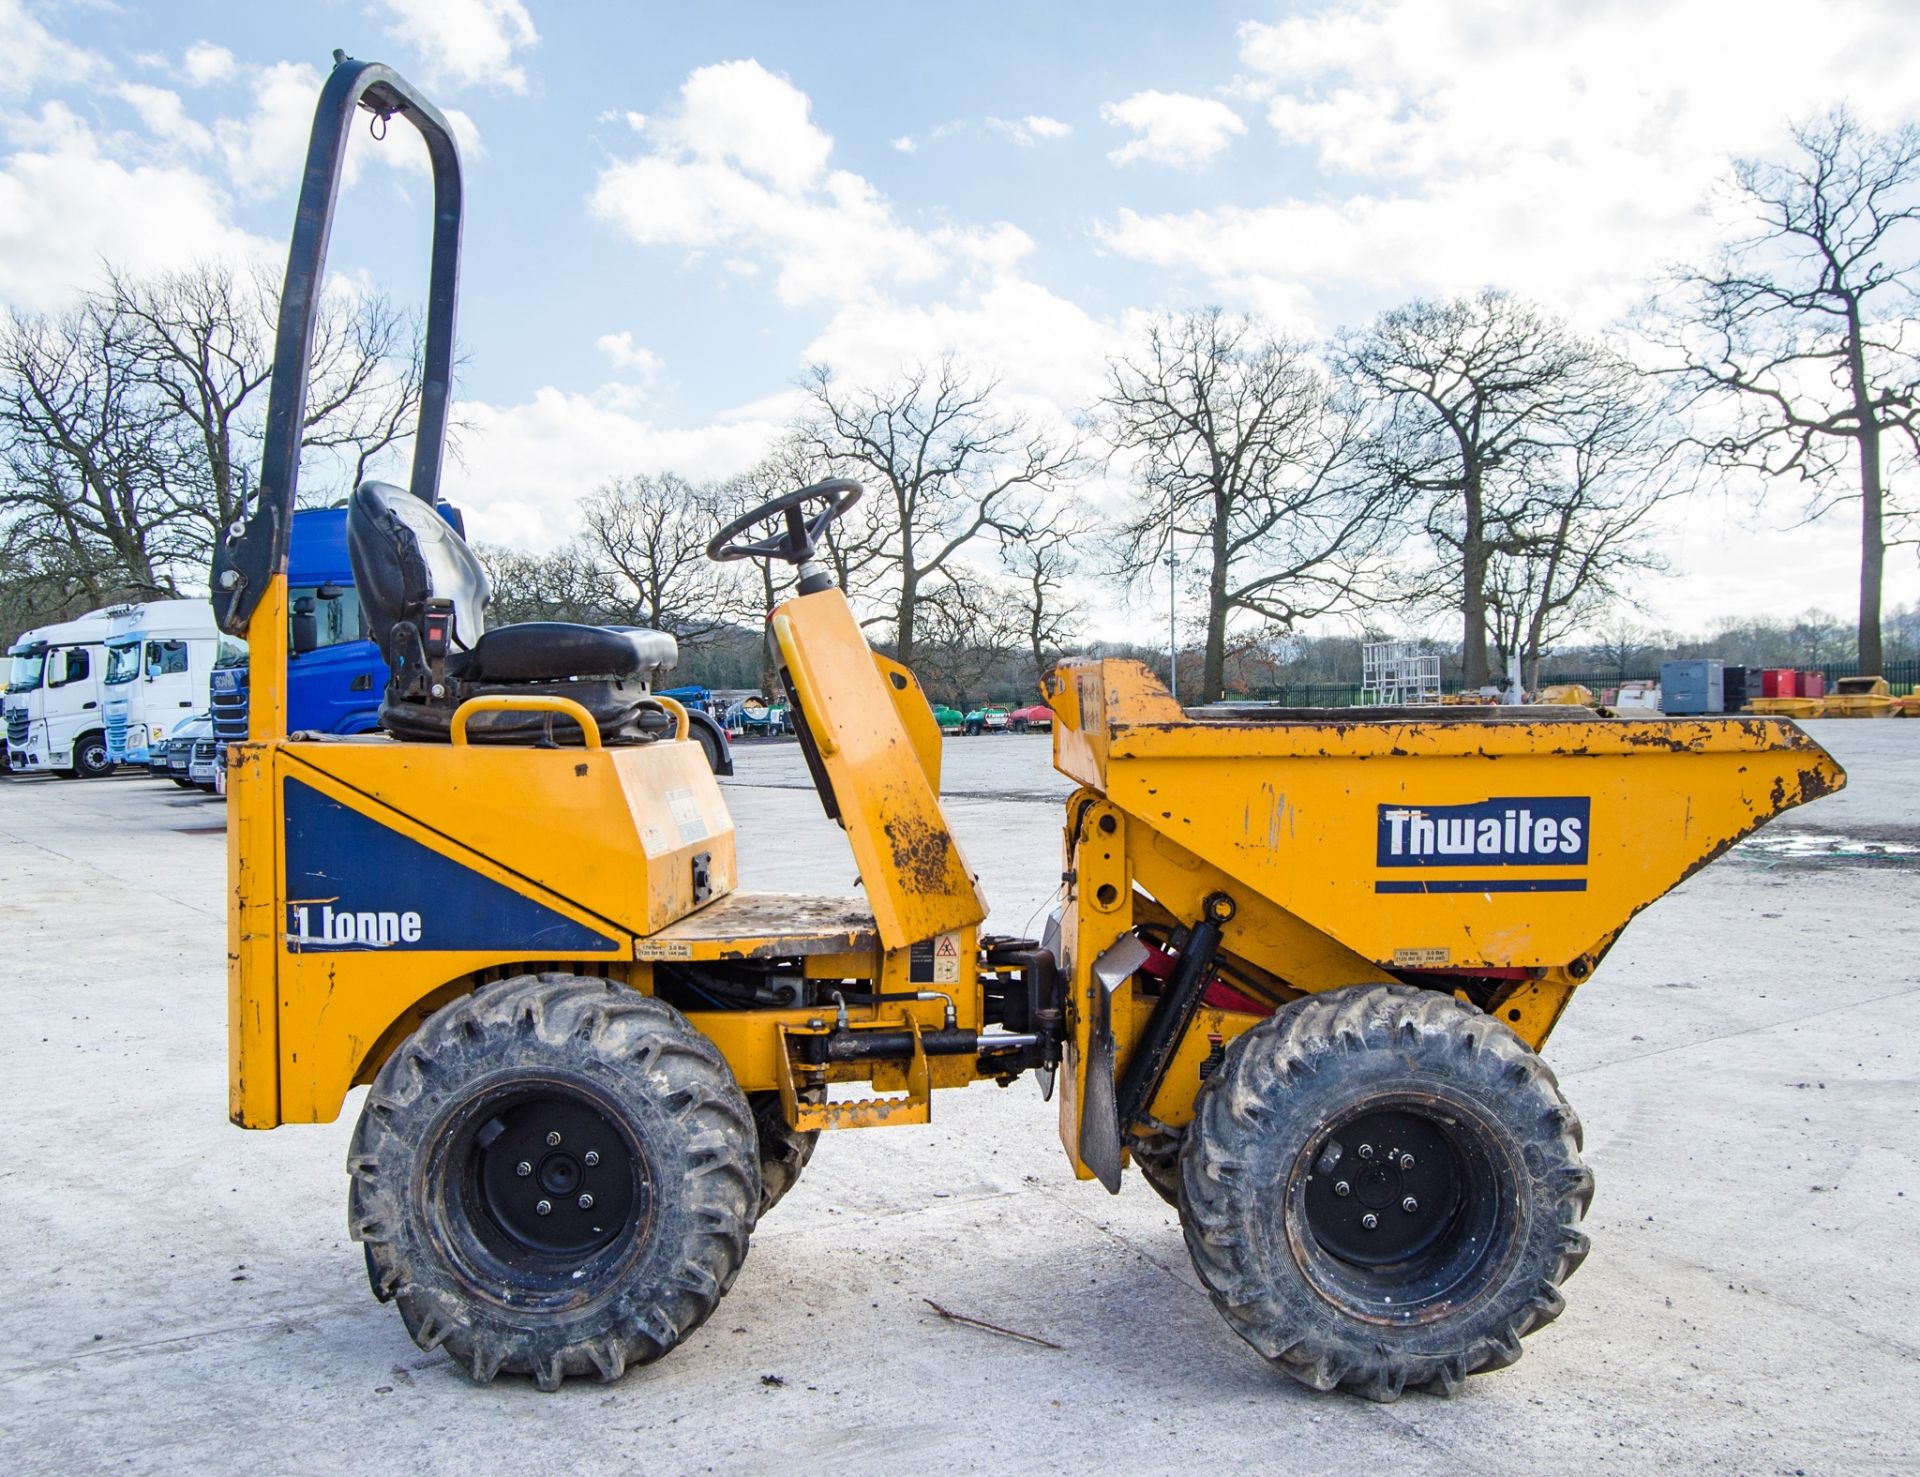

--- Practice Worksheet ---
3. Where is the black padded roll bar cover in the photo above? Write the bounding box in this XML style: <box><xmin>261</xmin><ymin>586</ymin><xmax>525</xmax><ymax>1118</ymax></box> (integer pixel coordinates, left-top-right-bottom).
<box><xmin>212</xmin><ymin>53</ymin><xmax>463</xmax><ymax>636</ymax></box>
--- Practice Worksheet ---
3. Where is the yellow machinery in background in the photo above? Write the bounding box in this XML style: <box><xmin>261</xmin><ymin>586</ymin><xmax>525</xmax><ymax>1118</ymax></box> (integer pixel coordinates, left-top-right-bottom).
<box><xmin>217</xmin><ymin>58</ymin><xmax>1846</xmax><ymax>1402</ymax></box>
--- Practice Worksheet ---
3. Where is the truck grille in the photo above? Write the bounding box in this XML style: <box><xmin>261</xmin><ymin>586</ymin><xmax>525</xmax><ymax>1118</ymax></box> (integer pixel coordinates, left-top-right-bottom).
<box><xmin>5</xmin><ymin>709</ymin><xmax>24</xmax><ymax>745</ymax></box>
<box><xmin>105</xmin><ymin>710</ymin><xmax>130</xmax><ymax>758</ymax></box>
<box><xmin>211</xmin><ymin>688</ymin><xmax>248</xmax><ymax>743</ymax></box>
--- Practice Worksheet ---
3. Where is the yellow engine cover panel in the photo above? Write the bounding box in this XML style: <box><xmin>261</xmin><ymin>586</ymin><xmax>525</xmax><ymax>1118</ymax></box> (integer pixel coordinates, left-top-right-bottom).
<box><xmin>286</xmin><ymin>734</ymin><xmax>735</xmax><ymax>937</ymax></box>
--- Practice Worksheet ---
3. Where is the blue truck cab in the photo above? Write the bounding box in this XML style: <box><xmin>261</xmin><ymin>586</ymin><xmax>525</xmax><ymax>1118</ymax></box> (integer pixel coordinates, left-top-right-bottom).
<box><xmin>212</xmin><ymin>506</ymin><xmax>394</xmax><ymax>747</ymax></box>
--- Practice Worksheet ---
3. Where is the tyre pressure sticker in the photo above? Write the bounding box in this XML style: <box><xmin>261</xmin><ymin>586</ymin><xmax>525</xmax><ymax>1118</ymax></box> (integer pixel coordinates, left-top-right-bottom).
<box><xmin>1392</xmin><ymin>947</ymin><xmax>1452</xmax><ymax>967</ymax></box>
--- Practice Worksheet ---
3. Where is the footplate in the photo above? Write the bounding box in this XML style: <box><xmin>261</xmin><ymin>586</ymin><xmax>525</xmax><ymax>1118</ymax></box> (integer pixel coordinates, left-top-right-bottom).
<box><xmin>774</xmin><ymin>1016</ymin><xmax>932</xmax><ymax>1129</ymax></box>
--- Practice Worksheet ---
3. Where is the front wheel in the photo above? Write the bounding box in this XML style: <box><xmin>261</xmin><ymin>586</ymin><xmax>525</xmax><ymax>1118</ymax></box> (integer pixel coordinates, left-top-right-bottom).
<box><xmin>1180</xmin><ymin>985</ymin><xmax>1592</xmax><ymax>1402</ymax></box>
<box><xmin>349</xmin><ymin>975</ymin><xmax>760</xmax><ymax>1390</ymax></box>
<box><xmin>72</xmin><ymin>732</ymin><xmax>113</xmax><ymax>778</ymax></box>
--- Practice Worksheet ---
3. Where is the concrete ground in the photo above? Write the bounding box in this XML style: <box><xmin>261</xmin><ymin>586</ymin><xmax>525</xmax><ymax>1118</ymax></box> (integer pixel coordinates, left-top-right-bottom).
<box><xmin>2</xmin><ymin>721</ymin><xmax>1917</xmax><ymax>1475</ymax></box>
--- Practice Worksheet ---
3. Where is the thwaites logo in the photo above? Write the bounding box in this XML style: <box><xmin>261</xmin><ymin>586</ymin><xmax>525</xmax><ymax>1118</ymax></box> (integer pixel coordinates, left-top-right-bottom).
<box><xmin>1375</xmin><ymin>797</ymin><xmax>1591</xmax><ymax>894</ymax></box>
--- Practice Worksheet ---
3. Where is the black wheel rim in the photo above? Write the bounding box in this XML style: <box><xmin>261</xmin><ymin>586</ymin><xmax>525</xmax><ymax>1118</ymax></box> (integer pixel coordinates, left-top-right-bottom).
<box><xmin>1289</xmin><ymin>1092</ymin><xmax>1511</xmax><ymax>1322</ymax></box>
<box><xmin>429</xmin><ymin>1078</ymin><xmax>655</xmax><ymax>1307</ymax></box>
<box><xmin>471</xmin><ymin>1093</ymin><xmax>639</xmax><ymax>1258</ymax></box>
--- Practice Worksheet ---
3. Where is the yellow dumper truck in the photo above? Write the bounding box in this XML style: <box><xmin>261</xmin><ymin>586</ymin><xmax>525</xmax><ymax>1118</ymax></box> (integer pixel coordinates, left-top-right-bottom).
<box><xmin>216</xmin><ymin>58</ymin><xmax>1845</xmax><ymax>1401</ymax></box>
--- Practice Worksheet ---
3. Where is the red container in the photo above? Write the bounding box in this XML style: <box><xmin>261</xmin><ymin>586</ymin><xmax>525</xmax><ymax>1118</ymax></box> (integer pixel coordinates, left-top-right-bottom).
<box><xmin>1799</xmin><ymin>671</ymin><xmax>1825</xmax><ymax>698</ymax></box>
<box><xmin>1761</xmin><ymin>668</ymin><xmax>1797</xmax><ymax>698</ymax></box>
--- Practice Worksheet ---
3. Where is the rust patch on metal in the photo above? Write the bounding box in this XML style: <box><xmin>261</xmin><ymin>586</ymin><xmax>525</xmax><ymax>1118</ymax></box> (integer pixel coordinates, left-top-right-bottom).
<box><xmin>883</xmin><ymin>812</ymin><xmax>954</xmax><ymax>893</ymax></box>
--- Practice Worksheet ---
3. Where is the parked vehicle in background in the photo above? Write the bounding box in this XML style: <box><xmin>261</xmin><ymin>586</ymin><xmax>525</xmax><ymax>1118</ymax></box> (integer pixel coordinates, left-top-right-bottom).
<box><xmin>928</xmin><ymin>702</ymin><xmax>963</xmax><ymax>734</ymax></box>
<box><xmin>162</xmin><ymin>713</ymin><xmax>216</xmax><ymax>790</ymax></box>
<box><xmin>726</xmin><ymin>695</ymin><xmax>790</xmax><ymax>738</ymax></box>
<box><xmin>209</xmin><ymin>506</ymin><xmax>406</xmax><ymax>766</ymax></box>
<box><xmin>1007</xmin><ymin>702</ymin><xmax>1052</xmax><ymax>733</ymax></box>
<box><xmin>102</xmin><ymin>600</ymin><xmax>242</xmax><ymax>766</ymax></box>
<box><xmin>962</xmin><ymin>704</ymin><xmax>1010</xmax><ymax>735</ymax></box>
<box><xmin>4</xmin><ymin>609</ymin><xmax>115</xmax><ymax>777</ymax></box>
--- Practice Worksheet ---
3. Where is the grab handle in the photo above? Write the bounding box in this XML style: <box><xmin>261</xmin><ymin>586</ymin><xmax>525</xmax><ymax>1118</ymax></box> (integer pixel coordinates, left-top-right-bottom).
<box><xmin>449</xmin><ymin>694</ymin><xmax>602</xmax><ymax>749</ymax></box>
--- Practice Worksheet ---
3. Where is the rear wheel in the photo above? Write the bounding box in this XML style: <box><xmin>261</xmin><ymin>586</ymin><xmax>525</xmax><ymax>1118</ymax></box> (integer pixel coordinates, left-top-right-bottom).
<box><xmin>1180</xmin><ymin>985</ymin><xmax>1592</xmax><ymax>1402</ymax></box>
<box><xmin>691</xmin><ymin>723</ymin><xmax>723</xmax><ymax>773</ymax></box>
<box><xmin>349</xmin><ymin>974</ymin><xmax>760</xmax><ymax>1390</ymax></box>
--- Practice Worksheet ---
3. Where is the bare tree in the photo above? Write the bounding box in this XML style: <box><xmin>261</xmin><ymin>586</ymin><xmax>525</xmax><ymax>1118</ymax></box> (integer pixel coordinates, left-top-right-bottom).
<box><xmin>1336</xmin><ymin>291</ymin><xmax>1625</xmax><ymax>689</ymax></box>
<box><xmin>996</xmin><ymin>500</ymin><xmax>1091</xmax><ymax>691</ymax></box>
<box><xmin>1106</xmin><ymin>309</ymin><xmax>1398</xmax><ymax>704</ymax></box>
<box><xmin>797</xmin><ymin>356</ymin><xmax>1078</xmax><ymax>665</ymax></box>
<box><xmin>476</xmin><ymin>542</ymin><xmax>623</xmax><ymax>626</ymax></box>
<box><xmin>0</xmin><ymin>258</ymin><xmax>424</xmax><ymax>617</ymax></box>
<box><xmin>578</xmin><ymin>473</ymin><xmax>748</xmax><ymax>643</ymax></box>
<box><xmin>904</xmin><ymin>570</ymin><xmax>1028</xmax><ymax>707</ymax></box>
<box><xmin>1656</xmin><ymin>108</ymin><xmax>1920</xmax><ymax>674</ymax></box>
<box><xmin>1483</xmin><ymin>361</ymin><xmax>1687</xmax><ymax>688</ymax></box>
<box><xmin>0</xmin><ymin>301</ymin><xmax>181</xmax><ymax>598</ymax></box>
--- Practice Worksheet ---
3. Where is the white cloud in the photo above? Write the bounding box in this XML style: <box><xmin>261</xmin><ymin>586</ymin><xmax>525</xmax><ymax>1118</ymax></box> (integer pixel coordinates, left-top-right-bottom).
<box><xmin>181</xmin><ymin>41</ymin><xmax>236</xmax><ymax>87</ymax></box>
<box><xmin>0</xmin><ymin>0</ymin><xmax>98</xmax><ymax>101</ymax></box>
<box><xmin>890</xmin><ymin>134</ymin><xmax>917</xmax><ymax>153</ymax></box>
<box><xmin>374</xmin><ymin>0</ymin><xmax>539</xmax><ymax>93</ymax></box>
<box><xmin>590</xmin><ymin>60</ymin><xmax>1026</xmax><ymax>306</ymax></box>
<box><xmin>595</xmin><ymin>330</ymin><xmax>664</xmax><ymax>381</ymax></box>
<box><xmin>118</xmin><ymin>83</ymin><xmax>212</xmax><ymax>153</ymax></box>
<box><xmin>648</xmin><ymin>58</ymin><xmax>832</xmax><ymax>193</ymax></box>
<box><xmin>1101</xmin><ymin>90</ymin><xmax>1245</xmax><ymax>167</ymax></box>
<box><xmin>0</xmin><ymin>103</ymin><xmax>271</xmax><ymax>312</ymax></box>
<box><xmin>446</xmin><ymin>386</ymin><xmax>784</xmax><ymax>546</ymax></box>
<box><xmin>985</xmin><ymin>114</ymin><xmax>1074</xmax><ymax>147</ymax></box>
<box><xmin>1099</xmin><ymin>0</ymin><xmax>1920</xmax><ymax>329</ymax></box>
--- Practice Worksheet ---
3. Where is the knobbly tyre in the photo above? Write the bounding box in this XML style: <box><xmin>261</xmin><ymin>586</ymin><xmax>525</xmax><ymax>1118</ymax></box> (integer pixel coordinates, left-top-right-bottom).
<box><xmin>219</xmin><ymin>56</ymin><xmax>1845</xmax><ymax>1400</ymax></box>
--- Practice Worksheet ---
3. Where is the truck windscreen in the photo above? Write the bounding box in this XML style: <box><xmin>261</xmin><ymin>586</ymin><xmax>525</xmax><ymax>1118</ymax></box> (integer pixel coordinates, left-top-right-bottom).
<box><xmin>105</xmin><ymin>641</ymin><xmax>141</xmax><ymax>684</ymax></box>
<box><xmin>7</xmin><ymin>648</ymin><xmax>45</xmax><ymax>692</ymax></box>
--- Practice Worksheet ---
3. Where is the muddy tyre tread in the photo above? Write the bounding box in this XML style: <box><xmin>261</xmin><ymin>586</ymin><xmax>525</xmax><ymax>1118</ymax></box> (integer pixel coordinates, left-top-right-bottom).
<box><xmin>348</xmin><ymin>973</ymin><xmax>760</xmax><ymax>1390</ymax></box>
<box><xmin>1179</xmin><ymin>984</ymin><xmax>1592</xmax><ymax>1403</ymax></box>
<box><xmin>748</xmin><ymin>1090</ymin><xmax>819</xmax><ymax>1216</ymax></box>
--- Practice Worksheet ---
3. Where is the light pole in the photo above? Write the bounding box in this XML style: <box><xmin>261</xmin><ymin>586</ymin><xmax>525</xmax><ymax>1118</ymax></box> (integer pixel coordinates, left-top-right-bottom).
<box><xmin>1167</xmin><ymin>519</ymin><xmax>1178</xmax><ymax>704</ymax></box>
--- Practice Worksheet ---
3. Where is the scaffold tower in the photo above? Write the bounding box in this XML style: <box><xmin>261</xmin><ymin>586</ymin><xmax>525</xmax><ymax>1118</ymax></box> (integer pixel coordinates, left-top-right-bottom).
<box><xmin>1361</xmin><ymin>640</ymin><xmax>1442</xmax><ymax>705</ymax></box>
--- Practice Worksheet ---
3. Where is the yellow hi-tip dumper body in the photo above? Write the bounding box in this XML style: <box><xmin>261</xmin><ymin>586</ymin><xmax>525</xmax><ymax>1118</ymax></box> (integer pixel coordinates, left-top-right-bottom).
<box><xmin>217</xmin><ymin>56</ymin><xmax>1844</xmax><ymax>1401</ymax></box>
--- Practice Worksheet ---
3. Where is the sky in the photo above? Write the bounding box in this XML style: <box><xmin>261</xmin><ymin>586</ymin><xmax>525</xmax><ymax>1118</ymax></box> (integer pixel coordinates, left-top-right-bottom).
<box><xmin>2</xmin><ymin>0</ymin><xmax>1918</xmax><ymax>642</ymax></box>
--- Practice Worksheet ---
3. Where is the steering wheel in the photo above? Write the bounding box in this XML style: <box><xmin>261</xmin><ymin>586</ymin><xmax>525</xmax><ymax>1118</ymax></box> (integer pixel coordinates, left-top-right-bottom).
<box><xmin>707</xmin><ymin>478</ymin><xmax>863</xmax><ymax>565</ymax></box>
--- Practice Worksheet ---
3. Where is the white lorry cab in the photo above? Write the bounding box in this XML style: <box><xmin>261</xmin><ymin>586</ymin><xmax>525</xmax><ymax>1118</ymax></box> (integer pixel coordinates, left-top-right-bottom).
<box><xmin>101</xmin><ymin>600</ymin><xmax>242</xmax><ymax>765</ymax></box>
<box><xmin>4</xmin><ymin>610</ymin><xmax>116</xmax><ymax>777</ymax></box>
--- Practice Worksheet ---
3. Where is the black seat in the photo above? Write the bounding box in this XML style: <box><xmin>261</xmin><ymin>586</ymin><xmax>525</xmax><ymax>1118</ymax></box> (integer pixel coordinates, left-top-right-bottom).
<box><xmin>344</xmin><ymin>481</ymin><xmax>678</xmax><ymax>744</ymax></box>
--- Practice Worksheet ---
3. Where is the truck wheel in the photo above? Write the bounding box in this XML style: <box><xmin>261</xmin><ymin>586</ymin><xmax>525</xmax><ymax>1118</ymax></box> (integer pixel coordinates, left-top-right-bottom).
<box><xmin>1179</xmin><ymin>985</ymin><xmax>1592</xmax><ymax>1402</ymax></box>
<box><xmin>749</xmin><ymin>1088</ymin><xmax>821</xmax><ymax>1216</ymax></box>
<box><xmin>348</xmin><ymin>974</ymin><xmax>760</xmax><ymax>1390</ymax></box>
<box><xmin>692</xmin><ymin>723</ymin><xmax>722</xmax><ymax>774</ymax></box>
<box><xmin>72</xmin><ymin>733</ymin><xmax>113</xmax><ymax>778</ymax></box>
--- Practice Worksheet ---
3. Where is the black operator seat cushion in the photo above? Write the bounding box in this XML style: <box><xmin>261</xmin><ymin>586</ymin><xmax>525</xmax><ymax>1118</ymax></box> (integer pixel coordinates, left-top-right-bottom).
<box><xmin>453</xmin><ymin>623</ymin><xmax>678</xmax><ymax>683</ymax></box>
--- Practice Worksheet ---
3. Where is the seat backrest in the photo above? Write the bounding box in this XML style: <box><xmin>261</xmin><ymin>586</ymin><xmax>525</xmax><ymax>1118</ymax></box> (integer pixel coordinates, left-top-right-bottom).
<box><xmin>346</xmin><ymin>481</ymin><xmax>490</xmax><ymax>661</ymax></box>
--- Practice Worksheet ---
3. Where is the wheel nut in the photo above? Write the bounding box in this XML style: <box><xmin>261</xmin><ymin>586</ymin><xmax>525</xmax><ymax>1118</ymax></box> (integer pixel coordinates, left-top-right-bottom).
<box><xmin>578</xmin><ymin>1193</ymin><xmax>594</xmax><ymax>1211</ymax></box>
<box><xmin>546</xmin><ymin>1131</ymin><xmax>562</xmax><ymax>1147</ymax></box>
<box><xmin>1400</xmin><ymin>1153</ymin><xmax>1415</xmax><ymax>1169</ymax></box>
<box><xmin>515</xmin><ymin>1161</ymin><xmax>532</xmax><ymax>1178</ymax></box>
<box><xmin>1357</xmin><ymin>1143</ymin><xmax>1374</xmax><ymax>1160</ymax></box>
<box><xmin>1333</xmin><ymin>1181</ymin><xmax>1351</xmax><ymax>1197</ymax></box>
<box><xmin>535</xmin><ymin>1199</ymin><xmax>552</xmax><ymax>1216</ymax></box>
<box><xmin>1403</xmin><ymin>1196</ymin><xmax>1419</xmax><ymax>1213</ymax></box>
<box><xmin>1361</xmin><ymin>1213</ymin><xmax>1379</xmax><ymax>1230</ymax></box>
<box><xmin>583</xmin><ymin>1151</ymin><xmax>600</xmax><ymax>1167</ymax></box>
